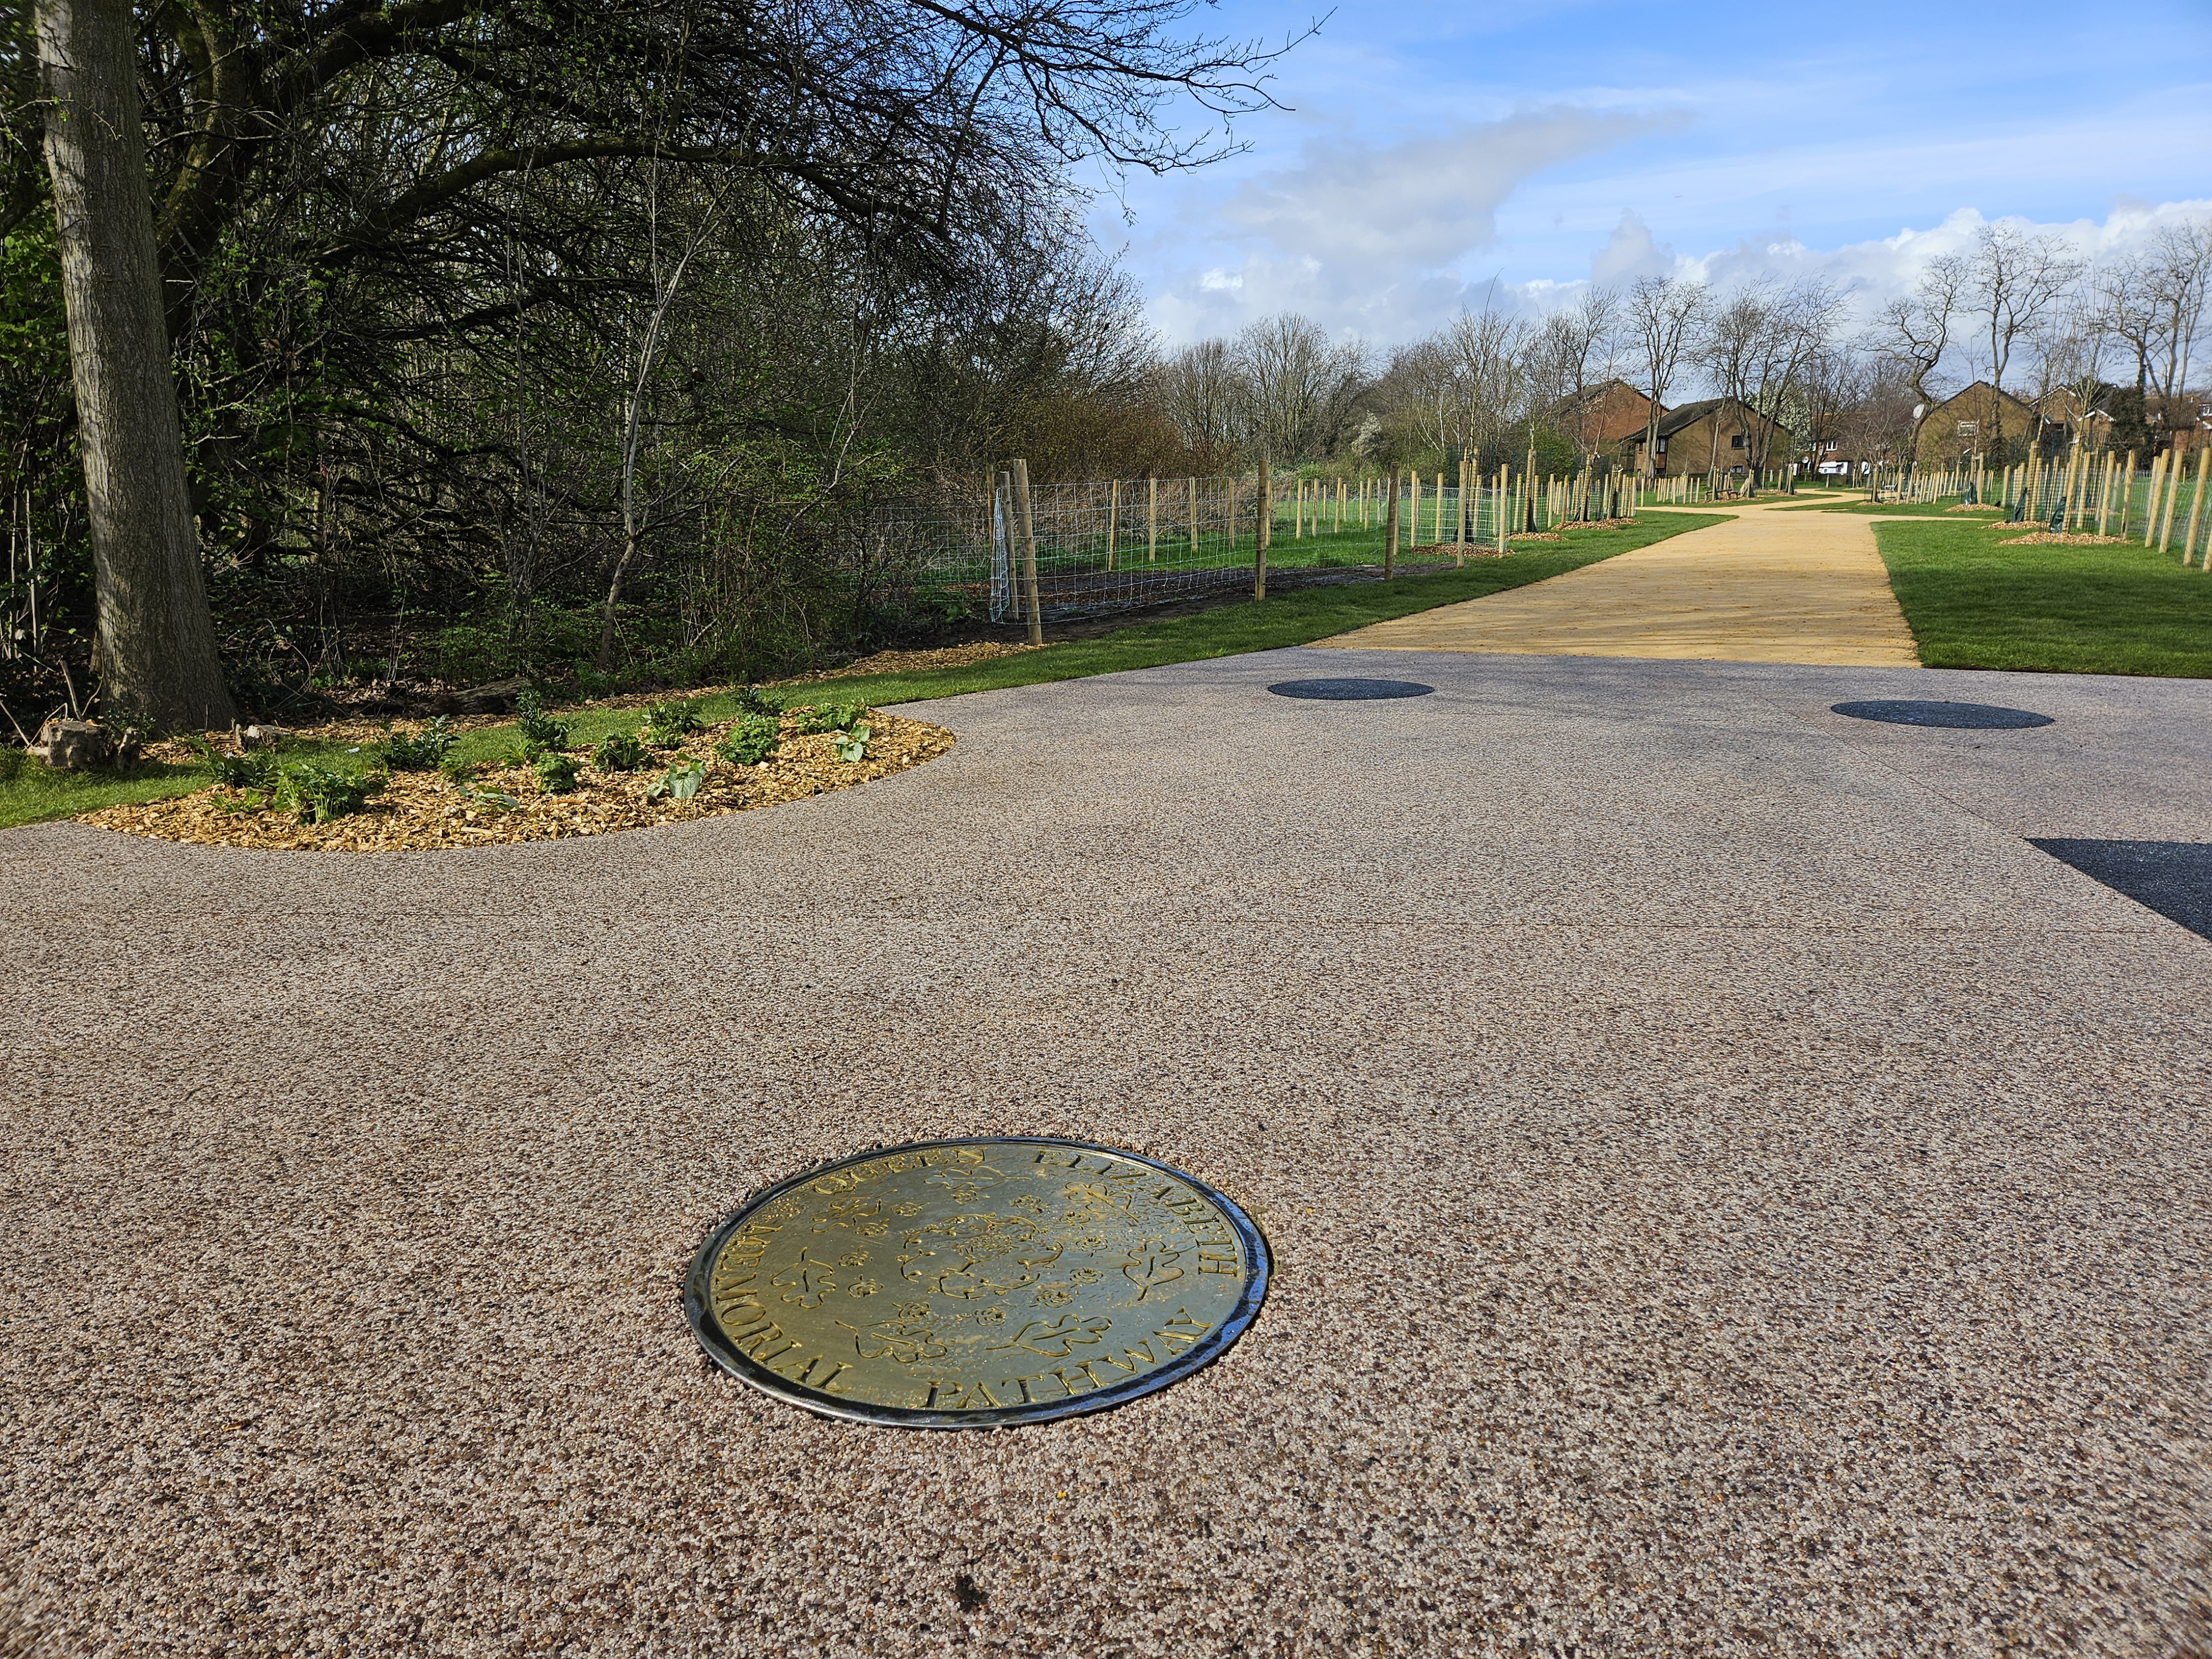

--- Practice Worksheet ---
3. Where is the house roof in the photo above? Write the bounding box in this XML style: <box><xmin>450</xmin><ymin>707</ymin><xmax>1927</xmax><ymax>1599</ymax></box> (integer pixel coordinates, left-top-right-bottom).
<box><xmin>1626</xmin><ymin>399</ymin><xmax>1796</xmax><ymax>444</ymax></box>
<box><xmin>1928</xmin><ymin>380</ymin><xmax>2038</xmax><ymax>419</ymax></box>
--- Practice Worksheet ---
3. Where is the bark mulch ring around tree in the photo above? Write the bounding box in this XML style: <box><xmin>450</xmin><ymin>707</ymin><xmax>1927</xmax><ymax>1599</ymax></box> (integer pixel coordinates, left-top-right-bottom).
<box><xmin>1987</xmin><ymin>530</ymin><xmax>2131</xmax><ymax>546</ymax></box>
<box><xmin>82</xmin><ymin>706</ymin><xmax>954</xmax><ymax>853</ymax></box>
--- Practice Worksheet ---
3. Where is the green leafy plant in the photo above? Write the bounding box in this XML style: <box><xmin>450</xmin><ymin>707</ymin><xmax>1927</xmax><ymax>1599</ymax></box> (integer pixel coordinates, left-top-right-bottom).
<box><xmin>453</xmin><ymin>779</ymin><xmax>522</xmax><ymax>812</ymax></box>
<box><xmin>592</xmin><ymin>732</ymin><xmax>649</xmax><ymax>771</ymax></box>
<box><xmin>380</xmin><ymin>716</ymin><xmax>455</xmax><ymax>770</ymax></box>
<box><xmin>645</xmin><ymin>759</ymin><xmax>706</xmax><ymax>801</ymax></box>
<box><xmin>640</xmin><ymin>698</ymin><xmax>705</xmax><ymax>747</ymax></box>
<box><xmin>515</xmin><ymin>688</ymin><xmax>570</xmax><ymax>749</ymax></box>
<box><xmin>791</xmin><ymin>701</ymin><xmax>868</xmax><ymax>734</ymax></box>
<box><xmin>272</xmin><ymin>761</ymin><xmax>387</xmax><ymax>824</ymax></box>
<box><xmin>734</xmin><ymin>684</ymin><xmax>780</xmax><ymax>717</ymax></box>
<box><xmin>534</xmin><ymin>752</ymin><xmax>581</xmax><ymax>793</ymax></box>
<box><xmin>830</xmin><ymin>723</ymin><xmax>871</xmax><ymax>763</ymax></box>
<box><xmin>502</xmin><ymin>736</ymin><xmax>551</xmax><ymax>768</ymax></box>
<box><xmin>190</xmin><ymin>740</ymin><xmax>281</xmax><ymax>791</ymax></box>
<box><xmin>715</xmin><ymin>714</ymin><xmax>781</xmax><ymax>766</ymax></box>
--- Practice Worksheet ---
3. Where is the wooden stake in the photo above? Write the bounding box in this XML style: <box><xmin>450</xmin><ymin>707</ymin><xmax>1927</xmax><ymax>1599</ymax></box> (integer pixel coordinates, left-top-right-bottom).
<box><xmin>1188</xmin><ymin>476</ymin><xmax>1199</xmax><ymax>560</ymax></box>
<box><xmin>1384</xmin><ymin>467</ymin><xmax>1400</xmax><ymax>577</ymax></box>
<box><xmin>2177</xmin><ymin>449</ymin><xmax>2194</xmax><ymax>571</ymax></box>
<box><xmin>1011</xmin><ymin>458</ymin><xmax>1043</xmax><ymax>648</ymax></box>
<box><xmin>1106</xmin><ymin>477</ymin><xmax>1118</xmax><ymax>572</ymax></box>
<box><xmin>998</xmin><ymin>468</ymin><xmax>1017</xmax><ymax>622</ymax></box>
<box><xmin>1146</xmin><ymin>472</ymin><xmax>1157</xmax><ymax>563</ymax></box>
<box><xmin>2143</xmin><ymin>451</ymin><xmax>2166</xmax><ymax>546</ymax></box>
<box><xmin>1256</xmin><ymin>457</ymin><xmax>1270</xmax><ymax>599</ymax></box>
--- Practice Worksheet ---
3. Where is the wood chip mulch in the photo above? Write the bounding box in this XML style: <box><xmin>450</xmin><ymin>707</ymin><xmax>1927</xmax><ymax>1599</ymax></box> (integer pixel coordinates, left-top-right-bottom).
<box><xmin>81</xmin><ymin>708</ymin><xmax>954</xmax><ymax>853</ymax></box>
<box><xmin>1992</xmin><ymin>530</ymin><xmax>2130</xmax><ymax>545</ymax></box>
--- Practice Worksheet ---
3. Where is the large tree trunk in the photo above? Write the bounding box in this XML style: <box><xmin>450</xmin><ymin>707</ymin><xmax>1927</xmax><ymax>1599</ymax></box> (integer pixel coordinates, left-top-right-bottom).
<box><xmin>37</xmin><ymin>0</ymin><xmax>234</xmax><ymax>730</ymax></box>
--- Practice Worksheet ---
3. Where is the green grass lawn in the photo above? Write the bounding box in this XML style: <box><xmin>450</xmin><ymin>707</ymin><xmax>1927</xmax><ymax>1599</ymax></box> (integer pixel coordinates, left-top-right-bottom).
<box><xmin>1771</xmin><ymin>498</ymin><xmax>1979</xmax><ymax>516</ymax></box>
<box><xmin>2</xmin><ymin>514</ymin><xmax>1720</xmax><ymax>832</ymax></box>
<box><xmin>1875</xmin><ymin>519</ymin><xmax>2212</xmax><ymax>677</ymax></box>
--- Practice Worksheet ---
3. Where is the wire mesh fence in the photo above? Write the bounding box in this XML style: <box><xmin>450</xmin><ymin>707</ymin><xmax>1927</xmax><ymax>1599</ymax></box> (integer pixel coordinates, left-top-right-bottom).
<box><xmin>863</xmin><ymin>472</ymin><xmax>1533</xmax><ymax>625</ymax></box>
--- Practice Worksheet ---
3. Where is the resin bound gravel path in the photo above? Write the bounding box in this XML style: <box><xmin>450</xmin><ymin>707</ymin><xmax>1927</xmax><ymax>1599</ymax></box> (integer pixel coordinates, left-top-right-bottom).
<box><xmin>3</xmin><ymin>648</ymin><xmax>2208</xmax><ymax>1657</ymax></box>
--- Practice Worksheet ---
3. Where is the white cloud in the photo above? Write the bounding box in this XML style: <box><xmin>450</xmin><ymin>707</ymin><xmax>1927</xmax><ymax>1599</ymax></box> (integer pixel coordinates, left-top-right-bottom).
<box><xmin>1220</xmin><ymin>107</ymin><xmax>1686</xmax><ymax>269</ymax></box>
<box><xmin>1134</xmin><ymin>107</ymin><xmax>1684</xmax><ymax>343</ymax></box>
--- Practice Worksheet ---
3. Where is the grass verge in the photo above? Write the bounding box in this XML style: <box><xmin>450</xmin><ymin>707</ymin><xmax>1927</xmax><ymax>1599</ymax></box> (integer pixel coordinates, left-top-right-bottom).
<box><xmin>3</xmin><ymin>513</ymin><xmax>1721</xmax><ymax>833</ymax></box>
<box><xmin>1875</xmin><ymin>519</ymin><xmax>2212</xmax><ymax>676</ymax></box>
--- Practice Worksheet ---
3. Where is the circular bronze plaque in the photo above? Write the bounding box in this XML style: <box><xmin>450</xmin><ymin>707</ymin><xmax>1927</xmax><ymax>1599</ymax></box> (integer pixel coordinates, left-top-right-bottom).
<box><xmin>685</xmin><ymin>1139</ymin><xmax>1269</xmax><ymax>1428</ymax></box>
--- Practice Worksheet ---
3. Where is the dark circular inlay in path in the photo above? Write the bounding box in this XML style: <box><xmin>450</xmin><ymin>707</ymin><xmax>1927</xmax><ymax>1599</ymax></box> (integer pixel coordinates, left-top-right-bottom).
<box><xmin>1832</xmin><ymin>699</ymin><xmax>2053</xmax><ymax>730</ymax></box>
<box><xmin>1268</xmin><ymin>678</ymin><xmax>1434</xmax><ymax>701</ymax></box>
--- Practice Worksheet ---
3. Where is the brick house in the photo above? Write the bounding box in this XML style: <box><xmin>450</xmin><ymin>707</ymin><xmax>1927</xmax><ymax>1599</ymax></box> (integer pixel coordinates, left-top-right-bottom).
<box><xmin>1550</xmin><ymin>379</ymin><xmax>1667</xmax><ymax>457</ymax></box>
<box><xmin>1624</xmin><ymin>398</ymin><xmax>1794</xmax><ymax>477</ymax></box>
<box><xmin>1913</xmin><ymin>382</ymin><xmax>2038</xmax><ymax>465</ymax></box>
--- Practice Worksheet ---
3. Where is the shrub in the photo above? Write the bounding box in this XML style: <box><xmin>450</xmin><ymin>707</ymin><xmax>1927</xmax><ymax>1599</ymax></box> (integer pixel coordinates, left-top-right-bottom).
<box><xmin>734</xmin><ymin>684</ymin><xmax>780</xmax><ymax>718</ymax></box>
<box><xmin>790</xmin><ymin>701</ymin><xmax>868</xmax><ymax>734</ymax></box>
<box><xmin>273</xmin><ymin>762</ymin><xmax>386</xmax><ymax>824</ymax></box>
<box><xmin>193</xmin><ymin>741</ymin><xmax>282</xmax><ymax>791</ymax></box>
<box><xmin>640</xmin><ymin>699</ymin><xmax>705</xmax><ymax>747</ymax></box>
<box><xmin>380</xmin><ymin>717</ymin><xmax>455</xmax><ymax>770</ymax></box>
<box><xmin>534</xmin><ymin>752</ymin><xmax>581</xmax><ymax>794</ymax></box>
<box><xmin>515</xmin><ymin>688</ymin><xmax>570</xmax><ymax>749</ymax></box>
<box><xmin>592</xmin><ymin>732</ymin><xmax>650</xmax><ymax>771</ymax></box>
<box><xmin>715</xmin><ymin>714</ymin><xmax>781</xmax><ymax>766</ymax></box>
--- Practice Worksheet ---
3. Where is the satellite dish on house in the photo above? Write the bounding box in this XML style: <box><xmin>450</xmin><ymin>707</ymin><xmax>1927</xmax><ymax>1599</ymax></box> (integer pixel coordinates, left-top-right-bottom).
<box><xmin>1912</xmin><ymin>404</ymin><xmax>1926</xmax><ymax>420</ymax></box>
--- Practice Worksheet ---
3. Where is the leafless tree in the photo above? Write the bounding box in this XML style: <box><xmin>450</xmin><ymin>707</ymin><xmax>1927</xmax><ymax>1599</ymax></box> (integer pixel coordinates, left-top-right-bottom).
<box><xmin>1228</xmin><ymin>313</ymin><xmax>1368</xmax><ymax>461</ymax></box>
<box><xmin>1527</xmin><ymin>287</ymin><xmax>1619</xmax><ymax>466</ymax></box>
<box><xmin>1623</xmin><ymin>276</ymin><xmax>1708</xmax><ymax>480</ymax></box>
<box><xmin>1874</xmin><ymin>253</ymin><xmax>1968</xmax><ymax>470</ymax></box>
<box><xmin>1385</xmin><ymin>296</ymin><xmax>1527</xmax><ymax>469</ymax></box>
<box><xmin>1155</xmin><ymin>339</ymin><xmax>1243</xmax><ymax>460</ymax></box>
<box><xmin>1968</xmin><ymin>224</ymin><xmax>2085</xmax><ymax>453</ymax></box>
<box><xmin>2103</xmin><ymin>221</ymin><xmax>2212</xmax><ymax>445</ymax></box>
<box><xmin>2028</xmin><ymin>297</ymin><xmax>2114</xmax><ymax>454</ymax></box>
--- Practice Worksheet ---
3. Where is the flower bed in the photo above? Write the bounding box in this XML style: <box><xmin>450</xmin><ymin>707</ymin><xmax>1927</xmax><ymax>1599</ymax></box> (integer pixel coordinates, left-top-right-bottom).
<box><xmin>82</xmin><ymin>705</ymin><xmax>953</xmax><ymax>852</ymax></box>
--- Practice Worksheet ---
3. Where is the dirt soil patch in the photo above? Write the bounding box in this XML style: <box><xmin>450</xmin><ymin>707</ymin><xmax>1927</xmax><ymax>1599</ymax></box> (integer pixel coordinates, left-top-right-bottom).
<box><xmin>82</xmin><ymin>707</ymin><xmax>953</xmax><ymax>852</ymax></box>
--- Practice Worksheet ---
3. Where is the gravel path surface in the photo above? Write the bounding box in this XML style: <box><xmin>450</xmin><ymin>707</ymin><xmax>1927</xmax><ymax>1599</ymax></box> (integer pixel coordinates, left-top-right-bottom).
<box><xmin>1321</xmin><ymin>500</ymin><xmax>1921</xmax><ymax>666</ymax></box>
<box><xmin>4</xmin><ymin>647</ymin><xmax>2208</xmax><ymax>1656</ymax></box>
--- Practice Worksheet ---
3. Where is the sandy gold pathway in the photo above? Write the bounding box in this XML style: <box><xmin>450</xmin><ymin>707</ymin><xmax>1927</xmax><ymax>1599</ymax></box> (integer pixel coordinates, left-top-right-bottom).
<box><xmin>1319</xmin><ymin>499</ymin><xmax>1922</xmax><ymax>666</ymax></box>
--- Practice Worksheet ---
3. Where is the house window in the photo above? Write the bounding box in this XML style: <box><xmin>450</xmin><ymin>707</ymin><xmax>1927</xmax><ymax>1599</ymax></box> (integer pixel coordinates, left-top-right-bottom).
<box><xmin>1957</xmin><ymin>420</ymin><xmax>1978</xmax><ymax>436</ymax></box>
<box><xmin>1730</xmin><ymin>434</ymin><xmax>1745</xmax><ymax>449</ymax></box>
<box><xmin>1655</xmin><ymin>437</ymin><xmax>1668</xmax><ymax>455</ymax></box>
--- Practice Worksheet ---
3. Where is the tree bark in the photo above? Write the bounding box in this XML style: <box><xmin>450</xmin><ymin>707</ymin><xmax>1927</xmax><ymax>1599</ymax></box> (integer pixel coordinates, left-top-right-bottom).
<box><xmin>38</xmin><ymin>0</ymin><xmax>234</xmax><ymax>729</ymax></box>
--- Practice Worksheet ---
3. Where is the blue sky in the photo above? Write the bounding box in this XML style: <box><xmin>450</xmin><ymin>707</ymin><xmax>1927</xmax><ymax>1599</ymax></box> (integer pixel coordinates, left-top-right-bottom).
<box><xmin>1097</xmin><ymin>0</ymin><xmax>2212</xmax><ymax>345</ymax></box>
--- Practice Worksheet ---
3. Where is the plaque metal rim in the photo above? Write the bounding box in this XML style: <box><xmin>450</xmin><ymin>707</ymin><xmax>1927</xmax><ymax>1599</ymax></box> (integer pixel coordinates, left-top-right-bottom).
<box><xmin>684</xmin><ymin>1136</ymin><xmax>1272</xmax><ymax>1430</ymax></box>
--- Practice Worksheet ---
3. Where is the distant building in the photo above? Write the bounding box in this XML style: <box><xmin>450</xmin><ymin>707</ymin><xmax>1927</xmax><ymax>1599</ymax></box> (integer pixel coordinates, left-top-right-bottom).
<box><xmin>1624</xmin><ymin>399</ymin><xmax>1794</xmax><ymax>477</ymax></box>
<box><xmin>1550</xmin><ymin>379</ymin><xmax>1667</xmax><ymax>456</ymax></box>
<box><xmin>1913</xmin><ymin>382</ymin><xmax>2038</xmax><ymax>465</ymax></box>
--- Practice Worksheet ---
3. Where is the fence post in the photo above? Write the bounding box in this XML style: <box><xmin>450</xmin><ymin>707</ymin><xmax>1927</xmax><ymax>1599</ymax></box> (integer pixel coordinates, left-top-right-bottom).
<box><xmin>1256</xmin><ymin>456</ymin><xmax>1270</xmax><ymax>600</ymax></box>
<box><xmin>2177</xmin><ymin>449</ymin><xmax>2194</xmax><ymax>571</ymax></box>
<box><xmin>1011</xmin><ymin>458</ymin><xmax>1044</xmax><ymax>648</ymax></box>
<box><xmin>1106</xmin><ymin>478</ymin><xmax>1118</xmax><ymax>572</ymax></box>
<box><xmin>1188</xmin><ymin>476</ymin><xmax>1199</xmax><ymax>560</ymax></box>
<box><xmin>994</xmin><ymin>468</ymin><xmax>1015</xmax><ymax>623</ymax></box>
<box><xmin>1146</xmin><ymin>472</ymin><xmax>1157</xmax><ymax>563</ymax></box>
<box><xmin>1384</xmin><ymin>467</ymin><xmax>1400</xmax><ymax>578</ymax></box>
<box><xmin>2143</xmin><ymin>451</ymin><xmax>2166</xmax><ymax>546</ymax></box>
